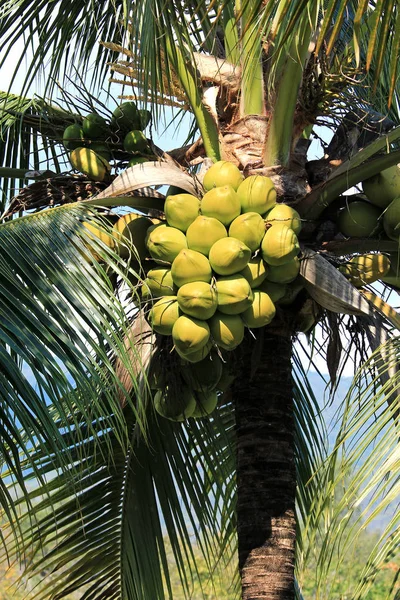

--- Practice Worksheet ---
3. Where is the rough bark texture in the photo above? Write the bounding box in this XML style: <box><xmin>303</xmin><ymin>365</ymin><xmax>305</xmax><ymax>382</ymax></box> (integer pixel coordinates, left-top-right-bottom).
<box><xmin>234</xmin><ymin>328</ymin><xmax>295</xmax><ymax>600</ymax></box>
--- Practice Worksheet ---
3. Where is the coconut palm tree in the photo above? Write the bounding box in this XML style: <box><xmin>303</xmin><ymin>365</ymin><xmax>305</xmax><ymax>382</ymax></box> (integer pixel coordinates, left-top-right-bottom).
<box><xmin>0</xmin><ymin>1</ymin><xmax>400</xmax><ymax>600</ymax></box>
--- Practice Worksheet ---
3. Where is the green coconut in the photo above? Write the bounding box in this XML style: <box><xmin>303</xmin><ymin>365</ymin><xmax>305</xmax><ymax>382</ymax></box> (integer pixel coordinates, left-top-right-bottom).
<box><xmin>201</xmin><ymin>185</ymin><xmax>241</xmax><ymax>226</ymax></box>
<box><xmin>215</xmin><ymin>274</ymin><xmax>254</xmax><ymax>315</ymax></box>
<box><xmin>143</xmin><ymin>268</ymin><xmax>176</xmax><ymax>297</ymax></box>
<box><xmin>382</xmin><ymin>253</ymin><xmax>400</xmax><ymax>286</ymax></box>
<box><xmin>258</xmin><ymin>280</ymin><xmax>287</xmax><ymax>303</ymax></box>
<box><xmin>146</xmin><ymin>224</ymin><xmax>187</xmax><ymax>263</ymax></box>
<box><xmin>154</xmin><ymin>387</ymin><xmax>196</xmax><ymax>421</ymax></box>
<box><xmin>209</xmin><ymin>237</ymin><xmax>251</xmax><ymax>276</ymax></box>
<box><xmin>172</xmin><ymin>315</ymin><xmax>210</xmax><ymax>354</ymax></box>
<box><xmin>181</xmin><ymin>353</ymin><xmax>223</xmax><ymax>393</ymax></box>
<box><xmin>123</xmin><ymin>130</ymin><xmax>149</xmax><ymax>153</ymax></box>
<box><xmin>81</xmin><ymin>219</ymin><xmax>115</xmax><ymax>262</ymax></box>
<box><xmin>209</xmin><ymin>312</ymin><xmax>244</xmax><ymax>350</ymax></box>
<box><xmin>239</xmin><ymin>256</ymin><xmax>268</xmax><ymax>288</ymax></box>
<box><xmin>149</xmin><ymin>296</ymin><xmax>181</xmax><ymax>335</ymax></box>
<box><xmin>228</xmin><ymin>212</ymin><xmax>266</xmax><ymax>251</ymax></box>
<box><xmin>265</xmin><ymin>204</ymin><xmax>302</xmax><ymax>235</ymax></box>
<box><xmin>191</xmin><ymin>391</ymin><xmax>219</xmax><ymax>418</ymax></box>
<box><xmin>383</xmin><ymin>197</ymin><xmax>400</xmax><ymax>240</ymax></box>
<box><xmin>63</xmin><ymin>124</ymin><xmax>85</xmax><ymax>150</ymax></box>
<box><xmin>266</xmin><ymin>256</ymin><xmax>300</xmax><ymax>283</ymax></box>
<box><xmin>186</xmin><ymin>216</ymin><xmax>228</xmax><ymax>256</ymax></box>
<box><xmin>241</xmin><ymin>290</ymin><xmax>276</xmax><ymax>328</ymax></box>
<box><xmin>111</xmin><ymin>101</ymin><xmax>141</xmax><ymax>132</ymax></box>
<box><xmin>338</xmin><ymin>201</ymin><xmax>381</xmax><ymax>238</ymax></box>
<box><xmin>261</xmin><ymin>224</ymin><xmax>300</xmax><ymax>266</ymax></box>
<box><xmin>128</xmin><ymin>156</ymin><xmax>150</xmax><ymax>166</ymax></box>
<box><xmin>203</xmin><ymin>161</ymin><xmax>244</xmax><ymax>192</ymax></box>
<box><xmin>177</xmin><ymin>281</ymin><xmax>218</xmax><ymax>320</ymax></box>
<box><xmin>171</xmin><ymin>249</ymin><xmax>212</xmax><ymax>287</ymax></box>
<box><xmin>139</xmin><ymin>109</ymin><xmax>152</xmax><ymax>129</ymax></box>
<box><xmin>89</xmin><ymin>142</ymin><xmax>111</xmax><ymax>161</ymax></box>
<box><xmin>113</xmin><ymin>213</ymin><xmax>153</xmax><ymax>259</ymax></box>
<box><xmin>362</xmin><ymin>165</ymin><xmax>400</xmax><ymax>208</ymax></box>
<box><xmin>237</xmin><ymin>175</ymin><xmax>276</xmax><ymax>215</ymax></box>
<box><xmin>164</xmin><ymin>193</ymin><xmax>200</xmax><ymax>232</ymax></box>
<box><xmin>82</xmin><ymin>113</ymin><xmax>108</xmax><ymax>139</ymax></box>
<box><xmin>339</xmin><ymin>253</ymin><xmax>391</xmax><ymax>287</ymax></box>
<box><xmin>279</xmin><ymin>280</ymin><xmax>304</xmax><ymax>305</ymax></box>
<box><xmin>70</xmin><ymin>147</ymin><xmax>111</xmax><ymax>181</ymax></box>
<box><xmin>175</xmin><ymin>340</ymin><xmax>213</xmax><ymax>363</ymax></box>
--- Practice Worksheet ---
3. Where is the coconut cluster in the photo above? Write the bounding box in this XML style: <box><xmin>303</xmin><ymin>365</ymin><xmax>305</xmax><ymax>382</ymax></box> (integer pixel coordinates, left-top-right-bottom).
<box><xmin>63</xmin><ymin>101</ymin><xmax>154</xmax><ymax>182</ymax></box>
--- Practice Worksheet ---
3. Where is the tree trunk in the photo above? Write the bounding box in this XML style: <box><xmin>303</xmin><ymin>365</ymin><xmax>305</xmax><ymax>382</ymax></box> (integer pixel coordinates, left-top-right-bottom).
<box><xmin>234</xmin><ymin>327</ymin><xmax>295</xmax><ymax>600</ymax></box>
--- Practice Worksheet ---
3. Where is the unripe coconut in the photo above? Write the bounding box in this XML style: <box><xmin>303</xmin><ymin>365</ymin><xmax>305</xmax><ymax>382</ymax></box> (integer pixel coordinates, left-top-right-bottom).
<box><xmin>89</xmin><ymin>142</ymin><xmax>111</xmax><ymax>161</ymax></box>
<box><xmin>128</xmin><ymin>156</ymin><xmax>149</xmax><ymax>166</ymax></box>
<box><xmin>171</xmin><ymin>249</ymin><xmax>212</xmax><ymax>287</ymax></box>
<box><xmin>172</xmin><ymin>315</ymin><xmax>210</xmax><ymax>354</ymax></box>
<box><xmin>382</xmin><ymin>253</ymin><xmax>400</xmax><ymax>286</ymax></box>
<box><xmin>241</xmin><ymin>291</ymin><xmax>276</xmax><ymax>328</ymax></box>
<box><xmin>154</xmin><ymin>387</ymin><xmax>196</xmax><ymax>421</ymax></box>
<box><xmin>177</xmin><ymin>281</ymin><xmax>218</xmax><ymax>320</ymax></box>
<box><xmin>70</xmin><ymin>147</ymin><xmax>111</xmax><ymax>181</ymax></box>
<box><xmin>63</xmin><ymin>124</ymin><xmax>85</xmax><ymax>150</ymax></box>
<box><xmin>239</xmin><ymin>256</ymin><xmax>268</xmax><ymax>288</ymax></box>
<box><xmin>112</xmin><ymin>101</ymin><xmax>141</xmax><ymax>132</ymax></box>
<box><xmin>164</xmin><ymin>193</ymin><xmax>200</xmax><ymax>232</ymax></box>
<box><xmin>383</xmin><ymin>197</ymin><xmax>400</xmax><ymax>240</ymax></box>
<box><xmin>191</xmin><ymin>391</ymin><xmax>218</xmax><ymax>418</ymax></box>
<box><xmin>113</xmin><ymin>213</ymin><xmax>153</xmax><ymax>259</ymax></box>
<box><xmin>186</xmin><ymin>216</ymin><xmax>227</xmax><ymax>256</ymax></box>
<box><xmin>258</xmin><ymin>280</ymin><xmax>287</xmax><ymax>303</ymax></box>
<box><xmin>338</xmin><ymin>201</ymin><xmax>381</xmax><ymax>238</ymax></box>
<box><xmin>123</xmin><ymin>130</ymin><xmax>149</xmax><ymax>154</ymax></box>
<box><xmin>339</xmin><ymin>253</ymin><xmax>391</xmax><ymax>287</ymax></box>
<box><xmin>209</xmin><ymin>237</ymin><xmax>251</xmax><ymax>275</ymax></box>
<box><xmin>279</xmin><ymin>280</ymin><xmax>304</xmax><ymax>305</ymax></box>
<box><xmin>228</xmin><ymin>212</ymin><xmax>266</xmax><ymax>251</ymax></box>
<box><xmin>149</xmin><ymin>296</ymin><xmax>181</xmax><ymax>335</ymax></box>
<box><xmin>146</xmin><ymin>224</ymin><xmax>187</xmax><ymax>263</ymax></box>
<box><xmin>176</xmin><ymin>340</ymin><xmax>213</xmax><ymax>363</ymax></box>
<box><xmin>215</xmin><ymin>274</ymin><xmax>254</xmax><ymax>315</ymax></box>
<box><xmin>81</xmin><ymin>219</ymin><xmax>115</xmax><ymax>261</ymax></box>
<box><xmin>265</xmin><ymin>204</ymin><xmax>302</xmax><ymax>235</ymax></box>
<box><xmin>362</xmin><ymin>164</ymin><xmax>400</xmax><ymax>208</ymax></box>
<box><xmin>143</xmin><ymin>268</ymin><xmax>176</xmax><ymax>297</ymax></box>
<box><xmin>82</xmin><ymin>113</ymin><xmax>108</xmax><ymax>139</ymax></box>
<box><xmin>266</xmin><ymin>256</ymin><xmax>300</xmax><ymax>283</ymax></box>
<box><xmin>139</xmin><ymin>109</ymin><xmax>151</xmax><ymax>129</ymax></box>
<box><xmin>201</xmin><ymin>185</ymin><xmax>241</xmax><ymax>226</ymax></box>
<box><xmin>203</xmin><ymin>161</ymin><xmax>244</xmax><ymax>192</ymax></box>
<box><xmin>181</xmin><ymin>353</ymin><xmax>223</xmax><ymax>393</ymax></box>
<box><xmin>237</xmin><ymin>175</ymin><xmax>276</xmax><ymax>215</ymax></box>
<box><xmin>261</xmin><ymin>224</ymin><xmax>300</xmax><ymax>266</ymax></box>
<box><xmin>209</xmin><ymin>312</ymin><xmax>244</xmax><ymax>350</ymax></box>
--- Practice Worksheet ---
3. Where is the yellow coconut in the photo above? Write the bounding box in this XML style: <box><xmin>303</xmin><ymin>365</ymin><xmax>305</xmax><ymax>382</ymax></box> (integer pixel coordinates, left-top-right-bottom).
<box><xmin>258</xmin><ymin>280</ymin><xmax>287</xmax><ymax>303</ymax></box>
<box><xmin>239</xmin><ymin>256</ymin><xmax>268</xmax><ymax>288</ymax></box>
<box><xmin>143</xmin><ymin>268</ymin><xmax>176</xmax><ymax>297</ymax></box>
<box><xmin>209</xmin><ymin>312</ymin><xmax>244</xmax><ymax>350</ymax></box>
<box><xmin>171</xmin><ymin>249</ymin><xmax>212</xmax><ymax>287</ymax></box>
<box><xmin>149</xmin><ymin>296</ymin><xmax>181</xmax><ymax>335</ymax></box>
<box><xmin>70</xmin><ymin>147</ymin><xmax>111</xmax><ymax>181</ymax></box>
<box><xmin>186</xmin><ymin>216</ymin><xmax>228</xmax><ymax>256</ymax></box>
<box><xmin>228</xmin><ymin>212</ymin><xmax>266</xmax><ymax>251</ymax></box>
<box><xmin>209</xmin><ymin>237</ymin><xmax>251</xmax><ymax>276</ymax></box>
<box><xmin>241</xmin><ymin>291</ymin><xmax>276</xmax><ymax>328</ymax></box>
<box><xmin>265</xmin><ymin>204</ymin><xmax>302</xmax><ymax>235</ymax></box>
<box><xmin>181</xmin><ymin>353</ymin><xmax>223</xmax><ymax>393</ymax></box>
<box><xmin>175</xmin><ymin>340</ymin><xmax>213</xmax><ymax>363</ymax></box>
<box><xmin>113</xmin><ymin>213</ymin><xmax>153</xmax><ymax>259</ymax></box>
<box><xmin>339</xmin><ymin>253</ymin><xmax>391</xmax><ymax>287</ymax></box>
<box><xmin>145</xmin><ymin>224</ymin><xmax>187</xmax><ymax>263</ymax></box>
<box><xmin>215</xmin><ymin>274</ymin><xmax>254</xmax><ymax>315</ymax></box>
<box><xmin>177</xmin><ymin>281</ymin><xmax>218</xmax><ymax>320</ymax></box>
<box><xmin>203</xmin><ymin>161</ymin><xmax>244</xmax><ymax>192</ymax></box>
<box><xmin>266</xmin><ymin>257</ymin><xmax>300</xmax><ymax>283</ymax></box>
<box><xmin>201</xmin><ymin>185</ymin><xmax>241</xmax><ymax>226</ymax></box>
<box><xmin>191</xmin><ymin>391</ymin><xmax>219</xmax><ymax>418</ymax></box>
<box><xmin>362</xmin><ymin>165</ymin><xmax>400</xmax><ymax>208</ymax></box>
<box><xmin>237</xmin><ymin>175</ymin><xmax>276</xmax><ymax>214</ymax></box>
<box><xmin>81</xmin><ymin>218</ymin><xmax>115</xmax><ymax>262</ymax></box>
<box><xmin>164</xmin><ymin>193</ymin><xmax>200</xmax><ymax>232</ymax></box>
<box><xmin>154</xmin><ymin>387</ymin><xmax>196</xmax><ymax>421</ymax></box>
<box><xmin>338</xmin><ymin>201</ymin><xmax>381</xmax><ymax>238</ymax></box>
<box><xmin>261</xmin><ymin>224</ymin><xmax>300</xmax><ymax>266</ymax></box>
<box><xmin>172</xmin><ymin>315</ymin><xmax>210</xmax><ymax>354</ymax></box>
<box><xmin>383</xmin><ymin>197</ymin><xmax>400</xmax><ymax>240</ymax></box>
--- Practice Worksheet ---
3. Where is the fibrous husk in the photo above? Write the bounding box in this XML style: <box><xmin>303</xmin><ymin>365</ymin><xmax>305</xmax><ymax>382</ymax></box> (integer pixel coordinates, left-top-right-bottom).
<box><xmin>228</xmin><ymin>212</ymin><xmax>266</xmax><ymax>251</ymax></box>
<box><xmin>237</xmin><ymin>175</ymin><xmax>276</xmax><ymax>214</ymax></box>
<box><xmin>146</xmin><ymin>224</ymin><xmax>188</xmax><ymax>263</ymax></box>
<box><xmin>149</xmin><ymin>296</ymin><xmax>181</xmax><ymax>335</ymax></box>
<box><xmin>215</xmin><ymin>274</ymin><xmax>254</xmax><ymax>315</ymax></box>
<box><xmin>383</xmin><ymin>198</ymin><xmax>400</xmax><ymax>240</ymax></box>
<box><xmin>171</xmin><ymin>249</ymin><xmax>212</xmax><ymax>287</ymax></box>
<box><xmin>209</xmin><ymin>312</ymin><xmax>244</xmax><ymax>350</ymax></box>
<box><xmin>266</xmin><ymin>257</ymin><xmax>300</xmax><ymax>283</ymax></box>
<box><xmin>191</xmin><ymin>391</ymin><xmax>218</xmax><ymax>418</ymax></box>
<box><xmin>164</xmin><ymin>193</ymin><xmax>200</xmax><ymax>232</ymax></box>
<box><xmin>337</xmin><ymin>201</ymin><xmax>381</xmax><ymax>238</ymax></box>
<box><xmin>70</xmin><ymin>147</ymin><xmax>111</xmax><ymax>182</ymax></box>
<box><xmin>143</xmin><ymin>267</ymin><xmax>176</xmax><ymax>298</ymax></box>
<box><xmin>241</xmin><ymin>291</ymin><xmax>276</xmax><ymax>328</ymax></box>
<box><xmin>201</xmin><ymin>185</ymin><xmax>241</xmax><ymax>226</ymax></box>
<box><xmin>258</xmin><ymin>280</ymin><xmax>287</xmax><ymax>303</ymax></box>
<box><xmin>186</xmin><ymin>216</ymin><xmax>228</xmax><ymax>256</ymax></box>
<box><xmin>239</xmin><ymin>256</ymin><xmax>268</xmax><ymax>288</ymax></box>
<box><xmin>113</xmin><ymin>213</ymin><xmax>153</xmax><ymax>259</ymax></box>
<box><xmin>339</xmin><ymin>253</ymin><xmax>391</xmax><ymax>287</ymax></box>
<box><xmin>203</xmin><ymin>161</ymin><xmax>244</xmax><ymax>192</ymax></box>
<box><xmin>362</xmin><ymin>164</ymin><xmax>400</xmax><ymax>208</ymax></box>
<box><xmin>177</xmin><ymin>281</ymin><xmax>218</xmax><ymax>320</ymax></box>
<box><xmin>181</xmin><ymin>353</ymin><xmax>223</xmax><ymax>393</ymax></box>
<box><xmin>154</xmin><ymin>387</ymin><xmax>196</xmax><ymax>421</ymax></box>
<box><xmin>172</xmin><ymin>315</ymin><xmax>210</xmax><ymax>354</ymax></box>
<box><xmin>265</xmin><ymin>204</ymin><xmax>302</xmax><ymax>235</ymax></box>
<box><xmin>209</xmin><ymin>237</ymin><xmax>251</xmax><ymax>275</ymax></box>
<box><xmin>261</xmin><ymin>224</ymin><xmax>300</xmax><ymax>266</ymax></box>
